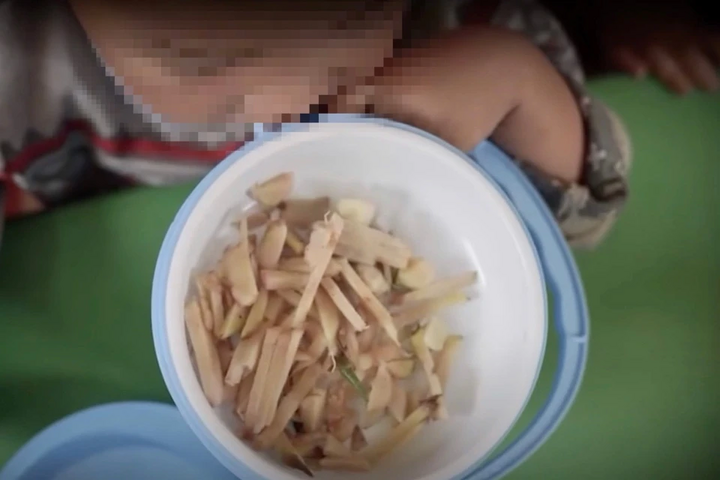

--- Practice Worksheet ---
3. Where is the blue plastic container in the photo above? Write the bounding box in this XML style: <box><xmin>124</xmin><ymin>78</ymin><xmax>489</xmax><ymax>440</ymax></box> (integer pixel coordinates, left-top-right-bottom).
<box><xmin>0</xmin><ymin>117</ymin><xmax>588</xmax><ymax>480</ymax></box>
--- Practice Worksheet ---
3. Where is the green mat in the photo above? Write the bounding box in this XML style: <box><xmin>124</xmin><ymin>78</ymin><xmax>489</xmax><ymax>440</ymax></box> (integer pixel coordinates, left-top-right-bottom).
<box><xmin>1</xmin><ymin>77</ymin><xmax>718</xmax><ymax>478</ymax></box>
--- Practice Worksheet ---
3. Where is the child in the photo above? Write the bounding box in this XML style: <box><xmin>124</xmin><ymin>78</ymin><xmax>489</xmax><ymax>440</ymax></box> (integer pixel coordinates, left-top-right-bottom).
<box><xmin>0</xmin><ymin>0</ymin><xmax>629</xmax><ymax>248</ymax></box>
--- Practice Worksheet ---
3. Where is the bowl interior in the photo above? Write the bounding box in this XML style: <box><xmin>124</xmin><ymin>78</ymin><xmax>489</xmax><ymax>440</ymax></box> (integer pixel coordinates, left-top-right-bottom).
<box><xmin>162</xmin><ymin>122</ymin><xmax>546</xmax><ymax>480</ymax></box>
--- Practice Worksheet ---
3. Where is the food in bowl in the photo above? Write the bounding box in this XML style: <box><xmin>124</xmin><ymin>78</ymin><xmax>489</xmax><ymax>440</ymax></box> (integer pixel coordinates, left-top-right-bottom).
<box><xmin>184</xmin><ymin>172</ymin><xmax>478</xmax><ymax>475</ymax></box>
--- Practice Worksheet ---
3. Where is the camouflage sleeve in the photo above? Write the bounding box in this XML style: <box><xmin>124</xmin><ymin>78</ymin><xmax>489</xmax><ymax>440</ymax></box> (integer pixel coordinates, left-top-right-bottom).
<box><xmin>487</xmin><ymin>0</ymin><xmax>631</xmax><ymax>248</ymax></box>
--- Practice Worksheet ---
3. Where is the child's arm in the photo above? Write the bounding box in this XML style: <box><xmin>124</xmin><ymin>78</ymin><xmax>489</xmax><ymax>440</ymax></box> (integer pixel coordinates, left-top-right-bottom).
<box><xmin>371</xmin><ymin>26</ymin><xmax>584</xmax><ymax>183</ymax></box>
<box><xmin>363</xmin><ymin>5</ymin><xmax>630</xmax><ymax>248</ymax></box>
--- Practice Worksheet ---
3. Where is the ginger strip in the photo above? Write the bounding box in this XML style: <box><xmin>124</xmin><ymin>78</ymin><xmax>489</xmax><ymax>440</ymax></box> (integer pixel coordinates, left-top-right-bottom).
<box><xmin>400</xmin><ymin>271</ymin><xmax>478</xmax><ymax>305</ymax></box>
<box><xmin>335</xmin><ymin>198</ymin><xmax>376</xmax><ymax>226</ymax></box>
<box><xmin>245</xmin><ymin>327</ymin><xmax>281</xmax><ymax>432</ymax></box>
<box><xmin>367</xmin><ymin>363</ymin><xmax>393</xmax><ymax>412</ymax></box>
<box><xmin>254</xmin><ymin>364</ymin><xmax>325</xmax><ymax>449</ymax></box>
<box><xmin>280</xmin><ymin>197</ymin><xmax>330</xmax><ymax>227</ymax></box>
<box><xmin>279</xmin><ymin>257</ymin><xmax>342</xmax><ymax>277</ymax></box>
<box><xmin>261</xmin><ymin>270</ymin><xmax>310</xmax><ymax>291</ymax></box>
<box><xmin>264</xmin><ymin>293</ymin><xmax>285</xmax><ymax>323</ymax></box>
<box><xmin>185</xmin><ymin>300</ymin><xmax>224</xmax><ymax>407</ymax></box>
<box><xmin>338</xmin><ymin>259</ymin><xmax>399</xmax><ymax>345</ymax></box>
<box><xmin>257</xmin><ymin>219</ymin><xmax>287</xmax><ymax>269</ymax></box>
<box><xmin>258</xmin><ymin>328</ymin><xmax>304</xmax><ymax>430</ymax></box>
<box><xmin>393</xmin><ymin>291</ymin><xmax>468</xmax><ymax>328</ymax></box>
<box><xmin>320</xmin><ymin>278</ymin><xmax>368</xmax><ymax>332</ymax></box>
<box><xmin>248</xmin><ymin>172</ymin><xmax>293</xmax><ymax>207</ymax></box>
<box><xmin>285</xmin><ymin>228</ymin><xmax>306</xmax><ymax>255</ymax></box>
<box><xmin>337</xmin><ymin>221</ymin><xmax>411</xmax><ymax>269</ymax></box>
<box><xmin>313</xmin><ymin>288</ymin><xmax>340</xmax><ymax>356</ymax></box>
<box><xmin>290</xmin><ymin>213</ymin><xmax>344</xmax><ymax>327</ymax></box>
<box><xmin>219</xmin><ymin>303</ymin><xmax>247</xmax><ymax>339</ymax></box>
<box><xmin>222</xmin><ymin>217</ymin><xmax>259</xmax><ymax>306</ymax></box>
<box><xmin>360</xmin><ymin>400</ymin><xmax>437</xmax><ymax>464</ymax></box>
<box><xmin>275</xmin><ymin>432</ymin><xmax>315</xmax><ymax>478</ymax></box>
<box><xmin>435</xmin><ymin>335</ymin><xmax>463</xmax><ymax>388</ymax></box>
<box><xmin>240</xmin><ymin>288</ymin><xmax>269</xmax><ymax>338</ymax></box>
<box><xmin>225</xmin><ymin>331</ymin><xmax>264</xmax><ymax>386</ymax></box>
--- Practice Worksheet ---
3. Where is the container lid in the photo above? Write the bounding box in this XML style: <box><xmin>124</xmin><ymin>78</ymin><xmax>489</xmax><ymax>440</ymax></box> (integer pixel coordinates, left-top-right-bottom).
<box><xmin>0</xmin><ymin>402</ymin><xmax>236</xmax><ymax>480</ymax></box>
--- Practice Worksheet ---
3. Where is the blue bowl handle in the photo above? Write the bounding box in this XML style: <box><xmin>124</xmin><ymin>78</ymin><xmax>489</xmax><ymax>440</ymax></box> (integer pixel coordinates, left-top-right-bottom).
<box><xmin>464</xmin><ymin>142</ymin><xmax>589</xmax><ymax>479</ymax></box>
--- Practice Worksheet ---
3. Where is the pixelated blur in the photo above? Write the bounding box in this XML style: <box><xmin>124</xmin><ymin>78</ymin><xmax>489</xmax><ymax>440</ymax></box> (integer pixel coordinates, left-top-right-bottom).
<box><xmin>3</xmin><ymin>0</ymin><xmax>715</xmax><ymax>225</ymax></box>
<box><xmin>73</xmin><ymin>0</ymin><xmax>408</xmax><ymax>130</ymax></box>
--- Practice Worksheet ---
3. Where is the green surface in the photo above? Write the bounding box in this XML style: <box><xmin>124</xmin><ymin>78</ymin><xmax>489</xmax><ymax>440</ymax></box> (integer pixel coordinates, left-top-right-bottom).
<box><xmin>1</xmin><ymin>77</ymin><xmax>719</xmax><ymax>478</ymax></box>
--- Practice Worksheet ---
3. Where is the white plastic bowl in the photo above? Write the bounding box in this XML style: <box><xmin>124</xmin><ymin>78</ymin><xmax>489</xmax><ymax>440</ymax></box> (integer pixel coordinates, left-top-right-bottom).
<box><xmin>152</xmin><ymin>119</ymin><xmax>560</xmax><ymax>480</ymax></box>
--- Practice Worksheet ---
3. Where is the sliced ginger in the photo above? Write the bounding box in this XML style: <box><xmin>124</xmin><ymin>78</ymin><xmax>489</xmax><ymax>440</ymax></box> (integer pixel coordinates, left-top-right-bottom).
<box><xmin>184</xmin><ymin>171</ymin><xmax>479</xmax><ymax>475</ymax></box>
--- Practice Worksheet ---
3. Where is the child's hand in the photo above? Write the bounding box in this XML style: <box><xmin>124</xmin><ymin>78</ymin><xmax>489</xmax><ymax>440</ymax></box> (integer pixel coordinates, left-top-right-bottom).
<box><xmin>599</xmin><ymin>6</ymin><xmax>720</xmax><ymax>94</ymax></box>
<box><xmin>366</xmin><ymin>26</ymin><xmax>585</xmax><ymax>183</ymax></box>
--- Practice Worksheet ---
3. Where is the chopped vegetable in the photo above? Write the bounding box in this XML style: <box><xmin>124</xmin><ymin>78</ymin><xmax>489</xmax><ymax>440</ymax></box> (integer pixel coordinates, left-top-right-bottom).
<box><xmin>261</xmin><ymin>270</ymin><xmax>310</xmax><ymax>290</ymax></box>
<box><xmin>275</xmin><ymin>432</ymin><xmax>315</xmax><ymax>478</ymax></box>
<box><xmin>338</xmin><ymin>259</ymin><xmax>399</xmax><ymax>345</ymax></box>
<box><xmin>388</xmin><ymin>382</ymin><xmax>408</xmax><ymax>423</ymax></box>
<box><xmin>393</xmin><ymin>291</ymin><xmax>468</xmax><ymax>328</ymax></box>
<box><xmin>219</xmin><ymin>303</ymin><xmax>247</xmax><ymax>339</ymax></box>
<box><xmin>290</xmin><ymin>214</ymin><xmax>344</xmax><ymax>327</ymax></box>
<box><xmin>335</xmin><ymin>198</ymin><xmax>376</xmax><ymax>226</ymax></box>
<box><xmin>284</xmin><ymin>228</ymin><xmax>306</xmax><ymax>255</ymax></box>
<box><xmin>257</xmin><ymin>219</ymin><xmax>288</xmax><ymax>269</ymax></box>
<box><xmin>245</xmin><ymin>210</ymin><xmax>270</xmax><ymax>230</ymax></box>
<box><xmin>410</xmin><ymin>326</ymin><xmax>443</xmax><ymax>397</ymax></box>
<box><xmin>264</xmin><ymin>293</ymin><xmax>285</xmax><ymax>323</ymax></box>
<box><xmin>360</xmin><ymin>399</ymin><xmax>438</xmax><ymax>465</ymax></box>
<box><xmin>400</xmin><ymin>271</ymin><xmax>478</xmax><ymax>305</ymax></box>
<box><xmin>299</xmin><ymin>388</ymin><xmax>327</xmax><ymax>432</ymax></box>
<box><xmin>342</xmin><ymin>327</ymin><xmax>361</xmax><ymax>367</ymax></box>
<box><xmin>320</xmin><ymin>278</ymin><xmax>368</xmax><ymax>332</ymax></box>
<box><xmin>225</xmin><ymin>331</ymin><xmax>263</xmax><ymax>385</ymax></box>
<box><xmin>277</xmin><ymin>257</ymin><xmax>312</xmax><ymax>274</ymax></box>
<box><xmin>245</xmin><ymin>327</ymin><xmax>281</xmax><ymax>432</ymax></box>
<box><xmin>278</xmin><ymin>257</ymin><xmax>342</xmax><ymax>277</ymax></box>
<box><xmin>386</xmin><ymin>358</ymin><xmax>415</xmax><ymax>379</ymax></box>
<box><xmin>367</xmin><ymin>363</ymin><xmax>393</xmax><ymax>412</ymax></box>
<box><xmin>292</xmin><ymin>432</ymin><xmax>326</xmax><ymax>457</ymax></box>
<box><xmin>314</xmin><ymin>288</ymin><xmax>340</xmax><ymax>356</ymax></box>
<box><xmin>195</xmin><ymin>280</ymin><xmax>214</xmax><ymax>331</ymax></box>
<box><xmin>280</xmin><ymin>197</ymin><xmax>331</xmax><ymax>227</ymax></box>
<box><xmin>200</xmin><ymin>273</ymin><xmax>226</xmax><ymax>336</ymax></box>
<box><xmin>397</xmin><ymin>257</ymin><xmax>435</xmax><ymax>290</ymax></box>
<box><xmin>337</xmin><ymin>221</ymin><xmax>412</xmax><ymax>269</ymax></box>
<box><xmin>323</xmin><ymin>435</ymin><xmax>353</xmax><ymax>457</ymax></box>
<box><xmin>222</xmin><ymin>217</ymin><xmax>259</xmax><ymax>306</ymax></box>
<box><xmin>184</xmin><ymin>171</ymin><xmax>478</xmax><ymax>473</ymax></box>
<box><xmin>254</xmin><ymin>364</ymin><xmax>325</xmax><ymax>449</ymax></box>
<box><xmin>235</xmin><ymin>372</ymin><xmax>254</xmax><ymax>419</ymax></box>
<box><xmin>259</xmin><ymin>328</ymin><xmax>304</xmax><ymax>430</ymax></box>
<box><xmin>356</xmin><ymin>264</ymin><xmax>391</xmax><ymax>295</ymax></box>
<box><xmin>248</xmin><ymin>172</ymin><xmax>293</xmax><ymax>207</ymax></box>
<box><xmin>435</xmin><ymin>335</ymin><xmax>463</xmax><ymax>388</ymax></box>
<box><xmin>424</xmin><ymin>317</ymin><xmax>449</xmax><ymax>352</ymax></box>
<box><xmin>331</xmin><ymin>414</ymin><xmax>357</xmax><ymax>443</ymax></box>
<box><xmin>240</xmin><ymin>288</ymin><xmax>269</xmax><ymax>338</ymax></box>
<box><xmin>185</xmin><ymin>300</ymin><xmax>224</xmax><ymax>407</ymax></box>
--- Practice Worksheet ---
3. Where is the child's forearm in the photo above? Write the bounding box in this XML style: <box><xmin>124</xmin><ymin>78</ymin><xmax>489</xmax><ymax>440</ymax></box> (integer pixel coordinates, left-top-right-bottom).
<box><xmin>371</xmin><ymin>26</ymin><xmax>584</xmax><ymax>183</ymax></box>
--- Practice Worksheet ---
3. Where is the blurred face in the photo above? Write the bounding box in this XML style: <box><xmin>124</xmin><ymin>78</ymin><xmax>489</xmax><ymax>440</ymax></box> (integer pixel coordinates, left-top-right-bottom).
<box><xmin>70</xmin><ymin>0</ymin><xmax>405</xmax><ymax>128</ymax></box>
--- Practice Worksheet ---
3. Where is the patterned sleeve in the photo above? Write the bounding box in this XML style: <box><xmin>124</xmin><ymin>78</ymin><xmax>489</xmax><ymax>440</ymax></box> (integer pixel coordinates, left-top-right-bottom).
<box><xmin>485</xmin><ymin>0</ymin><xmax>631</xmax><ymax>248</ymax></box>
